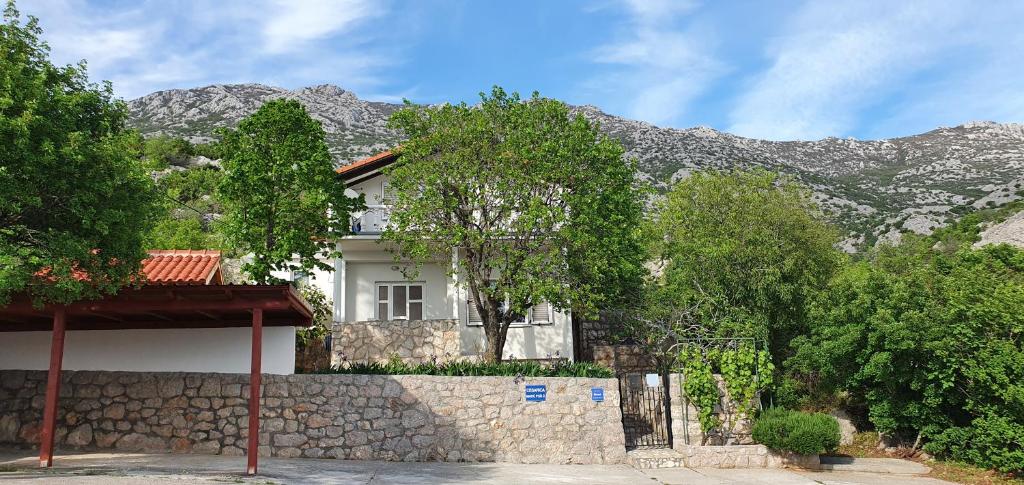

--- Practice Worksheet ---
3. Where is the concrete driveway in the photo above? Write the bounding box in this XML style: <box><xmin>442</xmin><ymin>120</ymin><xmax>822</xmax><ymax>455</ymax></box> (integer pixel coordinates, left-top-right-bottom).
<box><xmin>0</xmin><ymin>450</ymin><xmax>957</xmax><ymax>484</ymax></box>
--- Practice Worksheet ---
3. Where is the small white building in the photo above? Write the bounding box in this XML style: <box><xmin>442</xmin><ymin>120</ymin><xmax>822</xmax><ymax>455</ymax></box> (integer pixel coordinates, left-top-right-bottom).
<box><xmin>304</xmin><ymin>150</ymin><xmax>575</xmax><ymax>363</ymax></box>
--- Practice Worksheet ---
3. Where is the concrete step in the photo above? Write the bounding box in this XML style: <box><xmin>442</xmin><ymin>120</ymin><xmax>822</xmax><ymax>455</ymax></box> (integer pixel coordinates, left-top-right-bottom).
<box><xmin>818</xmin><ymin>456</ymin><xmax>931</xmax><ymax>474</ymax></box>
<box><xmin>625</xmin><ymin>448</ymin><xmax>686</xmax><ymax>469</ymax></box>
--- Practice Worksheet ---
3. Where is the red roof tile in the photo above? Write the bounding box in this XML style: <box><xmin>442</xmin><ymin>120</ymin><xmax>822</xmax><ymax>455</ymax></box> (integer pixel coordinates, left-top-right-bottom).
<box><xmin>336</xmin><ymin>149</ymin><xmax>399</xmax><ymax>176</ymax></box>
<box><xmin>142</xmin><ymin>250</ymin><xmax>223</xmax><ymax>285</ymax></box>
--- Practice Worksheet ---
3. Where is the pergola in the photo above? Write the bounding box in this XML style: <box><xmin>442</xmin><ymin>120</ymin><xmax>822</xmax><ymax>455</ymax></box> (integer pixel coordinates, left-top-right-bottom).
<box><xmin>0</xmin><ymin>284</ymin><xmax>314</xmax><ymax>475</ymax></box>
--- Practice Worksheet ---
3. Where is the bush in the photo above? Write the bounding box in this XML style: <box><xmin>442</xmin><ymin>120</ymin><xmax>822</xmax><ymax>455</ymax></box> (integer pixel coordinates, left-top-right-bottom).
<box><xmin>752</xmin><ymin>408</ymin><xmax>841</xmax><ymax>455</ymax></box>
<box><xmin>924</xmin><ymin>414</ymin><xmax>1024</xmax><ymax>475</ymax></box>
<box><xmin>314</xmin><ymin>356</ymin><xmax>614</xmax><ymax>378</ymax></box>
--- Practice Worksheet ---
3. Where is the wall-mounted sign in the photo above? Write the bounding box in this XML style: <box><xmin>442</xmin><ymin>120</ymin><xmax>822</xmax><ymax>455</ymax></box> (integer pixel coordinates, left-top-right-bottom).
<box><xmin>525</xmin><ymin>384</ymin><xmax>547</xmax><ymax>402</ymax></box>
<box><xmin>591</xmin><ymin>387</ymin><xmax>604</xmax><ymax>402</ymax></box>
<box><xmin>645</xmin><ymin>373</ymin><xmax>660</xmax><ymax>388</ymax></box>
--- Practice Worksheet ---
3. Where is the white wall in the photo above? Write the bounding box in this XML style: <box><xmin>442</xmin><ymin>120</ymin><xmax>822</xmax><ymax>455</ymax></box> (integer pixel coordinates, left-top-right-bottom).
<box><xmin>0</xmin><ymin>327</ymin><xmax>296</xmax><ymax>374</ymax></box>
<box><xmin>348</xmin><ymin>174</ymin><xmax>389</xmax><ymax>204</ymax></box>
<box><xmin>344</xmin><ymin>261</ymin><xmax>452</xmax><ymax>322</ymax></box>
<box><xmin>458</xmin><ymin>301</ymin><xmax>574</xmax><ymax>360</ymax></box>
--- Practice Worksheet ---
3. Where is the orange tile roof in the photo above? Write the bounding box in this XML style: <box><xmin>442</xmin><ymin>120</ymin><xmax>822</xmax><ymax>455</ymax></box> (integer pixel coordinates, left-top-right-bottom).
<box><xmin>142</xmin><ymin>250</ymin><xmax>223</xmax><ymax>285</ymax></box>
<box><xmin>335</xmin><ymin>149</ymin><xmax>399</xmax><ymax>176</ymax></box>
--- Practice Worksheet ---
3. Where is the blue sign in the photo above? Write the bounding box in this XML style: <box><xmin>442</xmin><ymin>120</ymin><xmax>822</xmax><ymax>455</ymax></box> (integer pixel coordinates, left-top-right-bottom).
<box><xmin>525</xmin><ymin>384</ymin><xmax>547</xmax><ymax>402</ymax></box>
<box><xmin>591</xmin><ymin>387</ymin><xmax>604</xmax><ymax>402</ymax></box>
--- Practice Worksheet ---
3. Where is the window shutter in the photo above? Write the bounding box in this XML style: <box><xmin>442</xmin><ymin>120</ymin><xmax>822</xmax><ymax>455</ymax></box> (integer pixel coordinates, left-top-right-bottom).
<box><xmin>530</xmin><ymin>302</ymin><xmax>551</xmax><ymax>324</ymax></box>
<box><xmin>466</xmin><ymin>289</ymin><xmax>483</xmax><ymax>326</ymax></box>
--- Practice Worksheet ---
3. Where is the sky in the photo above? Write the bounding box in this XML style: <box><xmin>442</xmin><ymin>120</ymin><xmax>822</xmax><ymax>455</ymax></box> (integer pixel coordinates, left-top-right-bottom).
<box><xmin>18</xmin><ymin>0</ymin><xmax>1024</xmax><ymax>141</ymax></box>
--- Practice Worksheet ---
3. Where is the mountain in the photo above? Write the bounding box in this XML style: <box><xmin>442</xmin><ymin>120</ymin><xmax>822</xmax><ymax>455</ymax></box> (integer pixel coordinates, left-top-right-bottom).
<box><xmin>127</xmin><ymin>83</ymin><xmax>1024</xmax><ymax>250</ymax></box>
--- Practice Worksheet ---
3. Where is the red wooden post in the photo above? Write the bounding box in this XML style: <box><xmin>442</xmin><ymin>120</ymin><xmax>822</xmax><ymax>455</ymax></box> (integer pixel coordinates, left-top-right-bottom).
<box><xmin>39</xmin><ymin>306</ymin><xmax>67</xmax><ymax>468</ymax></box>
<box><xmin>246</xmin><ymin>308</ymin><xmax>263</xmax><ymax>475</ymax></box>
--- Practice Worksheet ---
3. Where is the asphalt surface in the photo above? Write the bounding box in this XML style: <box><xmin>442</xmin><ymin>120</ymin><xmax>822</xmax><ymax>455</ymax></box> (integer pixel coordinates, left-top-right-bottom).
<box><xmin>0</xmin><ymin>449</ymin><xmax>957</xmax><ymax>484</ymax></box>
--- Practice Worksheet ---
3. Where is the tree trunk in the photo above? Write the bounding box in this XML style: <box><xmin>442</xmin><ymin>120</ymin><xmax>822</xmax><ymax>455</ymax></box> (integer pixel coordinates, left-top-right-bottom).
<box><xmin>483</xmin><ymin>320</ymin><xmax>502</xmax><ymax>363</ymax></box>
<box><xmin>482</xmin><ymin>315</ymin><xmax>511</xmax><ymax>363</ymax></box>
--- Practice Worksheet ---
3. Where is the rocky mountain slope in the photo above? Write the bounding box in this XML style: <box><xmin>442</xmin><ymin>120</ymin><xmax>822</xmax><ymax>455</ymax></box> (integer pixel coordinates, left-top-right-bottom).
<box><xmin>128</xmin><ymin>83</ymin><xmax>1024</xmax><ymax>250</ymax></box>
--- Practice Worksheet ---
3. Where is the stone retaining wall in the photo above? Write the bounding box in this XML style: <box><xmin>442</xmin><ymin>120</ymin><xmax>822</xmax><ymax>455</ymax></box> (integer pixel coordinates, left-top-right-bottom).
<box><xmin>333</xmin><ymin>319</ymin><xmax>460</xmax><ymax>365</ymax></box>
<box><xmin>678</xmin><ymin>445</ymin><xmax>820</xmax><ymax>468</ymax></box>
<box><xmin>0</xmin><ymin>370</ymin><xmax>625</xmax><ymax>464</ymax></box>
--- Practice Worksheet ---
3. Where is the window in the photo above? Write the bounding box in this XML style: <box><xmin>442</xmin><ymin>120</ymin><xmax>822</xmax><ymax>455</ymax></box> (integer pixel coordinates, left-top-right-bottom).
<box><xmin>466</xmin><ymin>289</ymin><xmax>551</xmax><ymax>326</ymax></box>
<box><xmin>376</xmin><ymin>283</ymin><xmax>423</xmax><ymax>320</ymax></box>
<box><xmin>380</xmin><ymin>180</ymin><xmax>396</xmax><ymax>204</ymax></box>
<box><xmin>290</xmin><ymin>270</ymin><xmax>309</xmax><ymax>286</ymax></box>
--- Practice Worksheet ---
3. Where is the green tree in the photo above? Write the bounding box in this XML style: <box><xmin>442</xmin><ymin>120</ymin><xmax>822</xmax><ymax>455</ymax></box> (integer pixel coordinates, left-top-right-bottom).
<box><xmin>384</xmin><ymin>86</ymin><xmax>645</xmax><ymax>362</ymax></box>
<box><xmin>217</xmin><ymin>99</ymin><xmax>361</xmax><ymax>283</ymax></box>
<box><xmin>789</xmin><ymin>239</ymin><xmax>1024</xmax><ymax>454</ymax></box>
<box><xmin>145</xmin><ymin>167</ymin><xmax>225</xmax><ymax>250</ymax></box>
<box><xmin>646</xmin><ymin>170</ymin><xmax>841</xmax><ymax>361</ymax></box>
<box><xmin>0</xmin><ymin>2</ymin><xmax>159</xmax><ymax>305</ymax></box>
<box><xmin>143</xmin><ymin>134</ymin><xmax>194</xmax><ymax>169</ymax></box>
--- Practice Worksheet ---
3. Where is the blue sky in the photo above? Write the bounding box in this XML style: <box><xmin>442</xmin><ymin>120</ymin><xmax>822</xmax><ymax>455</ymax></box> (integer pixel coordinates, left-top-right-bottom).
<box><xmin>21</xmin><ymin>0</ymin><xmax>1024</xmax><ymax>140</ymax></box>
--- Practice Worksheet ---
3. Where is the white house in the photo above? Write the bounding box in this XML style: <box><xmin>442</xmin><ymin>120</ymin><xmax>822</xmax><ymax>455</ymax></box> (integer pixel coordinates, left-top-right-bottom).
<box><xmin>300</xmin><ymin>150</ymin><xmax>575</xmax><ymax>363</ymax></box>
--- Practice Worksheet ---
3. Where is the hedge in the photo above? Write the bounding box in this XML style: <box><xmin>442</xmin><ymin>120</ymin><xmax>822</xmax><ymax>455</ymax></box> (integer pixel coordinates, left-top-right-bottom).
<box><xmin>752</xmin><ymin>408</ymin><xmax>841</xmax><ymax>455</ymax></box>
<box><xmin>312</xmin><ymin>357</ymin><xmax>615</xmax><ymax>378</ymax></box>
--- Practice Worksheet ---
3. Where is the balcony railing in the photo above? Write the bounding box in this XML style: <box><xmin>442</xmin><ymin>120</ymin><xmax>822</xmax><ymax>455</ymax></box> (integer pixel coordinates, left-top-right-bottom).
<box><xmin>350</xmin><ymin>205</ymin><xmax>391</xmax><ymax>234</ymax></box>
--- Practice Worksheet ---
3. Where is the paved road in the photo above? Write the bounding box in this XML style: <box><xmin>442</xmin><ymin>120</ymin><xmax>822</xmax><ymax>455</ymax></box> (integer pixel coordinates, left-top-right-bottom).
<box><xmin>0</xmin><ymin>450</ymin><xmax>957</xmax><ymax>484</ymax></box>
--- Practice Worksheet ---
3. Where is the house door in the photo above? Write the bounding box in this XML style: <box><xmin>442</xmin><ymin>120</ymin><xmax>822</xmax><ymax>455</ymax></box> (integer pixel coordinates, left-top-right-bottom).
<box><xmin>618</xmin><ymin>371</ymin><xmax>672</xmax><ymax>449</ymax></box>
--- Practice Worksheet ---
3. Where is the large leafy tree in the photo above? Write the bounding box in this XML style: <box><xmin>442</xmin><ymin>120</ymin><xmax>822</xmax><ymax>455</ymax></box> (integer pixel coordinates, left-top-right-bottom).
<box><xmin>385</xmin><ymin>86</ymin><xmax>645</xmax><ymax>362</ymax></box>
<box><xmin>645</xmin><ymin>170</ymin><xmax>842</xmax><ymax>362</ymax></box>
<box><xmin>217</xmin><ymin>99</ymin><xmax>361</xmax><ymax>283</ymax></box>
<box><xmin>789</xmin><ymin>238</ymin><xmax>1024</xmax><ymax>471</ymax></box>
<box><xmin>0</xmin><ymin>2</ymin><xmax>159</xmax><ymax>305</ymax></box>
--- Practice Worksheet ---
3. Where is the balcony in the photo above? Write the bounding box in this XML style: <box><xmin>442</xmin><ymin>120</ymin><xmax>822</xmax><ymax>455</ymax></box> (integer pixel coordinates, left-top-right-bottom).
<box><xmin>350</xmin><ymin>205</ymin><xmax>391</xmax><ymax>235</ymax></box>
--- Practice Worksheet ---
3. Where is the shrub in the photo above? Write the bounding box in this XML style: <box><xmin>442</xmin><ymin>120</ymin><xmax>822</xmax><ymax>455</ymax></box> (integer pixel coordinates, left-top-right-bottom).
<box><xmin>313</xmin><ymin>356</ymin><xmax>614</xmax><ymax>378</ymax></box>
<box><xmin>752</xmin><ymin>408</ymin><xmax>841</xmax><ymax>455</ymax></box>
<box><xmin>924</xmin><ymin>414</ymin><xmax>1024</xmax><ymax>475</ymax></box>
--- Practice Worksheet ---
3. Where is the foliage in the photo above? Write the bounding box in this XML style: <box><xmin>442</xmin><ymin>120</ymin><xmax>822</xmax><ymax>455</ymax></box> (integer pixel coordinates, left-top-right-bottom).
<box><xmin>0</xmin><ymin>2</ymin><xmax>160</xmax><ymax>305</ymax></box>
<box><xmin>145</xmin><ymin>167</ymin><xmax>225</xmax><ymax>250</ymax></box>
<box><xmin>680</xmin><ymin>347</ymin><xmax>720</xmax><ymax>437</ymax></box>
<box><xmin>143</xmin><ymin>134</ymin><xmax>194</xmax><ymax>169</ymax></box>
<box><xmin>678</xmin><ymin>342</ymin><xmax>774</xmax><ymax>443</ymax></box>
<box><xmin>924</xmin><ymin>415</ymin><xmax>1024</xmax><ymax>475</ymax></box>
<box><xmin>790</xmin><ymin>242</ymin><xmax>1024</xmax><ymax>437</ymax></box>
<box><xmin>789</xmin><ymin>235</ymin><xmax>1024</xmax><ymax>473</ymax></box>
<box><xmin>646</xmin><ymin>170</ymin><xmax>842</xmax><ymax>364</ymax></box>
<box><xmin>295</xmin><ymin>284</ymin><xmax>332</xmax><ymax>347</ymax></box>
<box><xmin>192</xmin><ymin>140</ymin><xmax>224</xmax><ymax>160</ymax></box>
<box><xmin>752</xmin><ymin>408</ymin><xmax>841</xmax><ymax>455</ymax></box>
<box><xmin>317</xmin><ymin>355</ymin><xmax>614</xmax><ymax>378</ymax></box>
<box><xmin>217</xmin><ymin>99</ymin><xmax>362</xmax><ymax>283</ymax></box>
<box><xmin>145</xmin><ymin>218</ymin><xmax>214</xmax><ymax>250</ymax></box>
<box><xmin>384</xmin><ymin>86</ymin><xmax>643</xmax><ymax>362</ymax></box>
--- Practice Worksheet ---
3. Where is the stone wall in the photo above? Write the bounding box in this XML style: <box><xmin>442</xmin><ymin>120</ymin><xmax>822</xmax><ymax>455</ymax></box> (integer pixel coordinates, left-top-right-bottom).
<box><xmin>591</xmin><ymin>345</ymin><xmax>657</xmax><ymax>373</ymax></box>
<box><xmin>333</xmin><ymin>319</ymin><xmax>460</xmax><ymax>365</ymax></box>
<box><xmin>677</xmin><ymin>445</ymin><xmax>820</xmax><ymax>468</ymax></box>
<box><xmin>0</xmin><ymin>370</ymin><xmax>625</xmax><ymax>464</ymax></box>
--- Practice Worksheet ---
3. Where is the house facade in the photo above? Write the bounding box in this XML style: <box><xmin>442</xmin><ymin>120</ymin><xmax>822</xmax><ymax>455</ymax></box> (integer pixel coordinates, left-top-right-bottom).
<box><xmin>302</xmin><ymin>150</ymin><xmax>575</xmax><ymax>364</ymax></box>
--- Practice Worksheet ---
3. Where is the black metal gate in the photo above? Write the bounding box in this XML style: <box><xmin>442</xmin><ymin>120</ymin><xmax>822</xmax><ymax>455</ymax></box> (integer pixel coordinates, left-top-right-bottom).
<box><xmin>618</xmin><ymin>372</ymin><xmax>672</xmax><ymax>449</ymax></box>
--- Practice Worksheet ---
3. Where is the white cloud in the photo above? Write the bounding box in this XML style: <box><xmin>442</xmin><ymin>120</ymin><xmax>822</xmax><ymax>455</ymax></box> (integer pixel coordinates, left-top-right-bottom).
<box><xmin>585</xmin><ymin>0</ymin><xmax>722</xmax><ymax>127</ymax></box>
<box><xmin>262</xmin><ymin>0</ymin><xmax>384</xmax><ymax>54</ymax></box>
<box><xmin>20</xmin><ymin>0</ymin><xmax>394</xmax><ymax>99</ymax></box>
<box><xmin>726</xmin><ymin>0</ymin><xmax>1021</xmax><ymax>140</ymax></box>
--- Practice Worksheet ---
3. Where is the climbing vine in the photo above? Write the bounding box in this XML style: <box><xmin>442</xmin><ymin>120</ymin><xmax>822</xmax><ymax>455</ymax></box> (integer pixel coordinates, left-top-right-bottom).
<box><xmin>680</xmin><ymin>347</ymin><xmax>719</xmax><ymax>439</ymax></box>
<box><xmin>677</xmin><ymin>341</ymin><xmax>774</xmax><ymax>444</ymax></box>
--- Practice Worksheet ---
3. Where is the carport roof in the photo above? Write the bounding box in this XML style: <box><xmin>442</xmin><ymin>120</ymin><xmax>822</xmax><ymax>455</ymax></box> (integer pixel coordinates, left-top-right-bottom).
<box><xmin>0</xmin><ymin>284</ymin><xmax>314</xmax><ymax>332</ymax></box>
